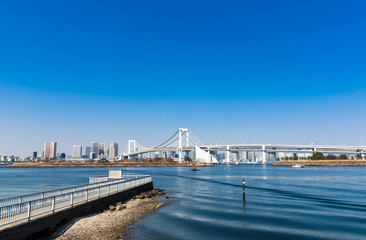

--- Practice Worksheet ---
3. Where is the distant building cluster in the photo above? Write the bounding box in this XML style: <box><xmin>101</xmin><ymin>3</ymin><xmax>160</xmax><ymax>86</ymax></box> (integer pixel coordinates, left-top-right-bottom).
<box><xmin>25</xmin><ymin>141</ymin><xmax>120</xmax><ymax>162</ymax></box>
<box><xmin>0</xmin><ymin>155</ymin><xmax>20</xmax><ymax>162</ymax></box>
<box><xmin>71</xmin><ymin>142</ymin><xmax>118</xmax><ymax>160</ymax></box>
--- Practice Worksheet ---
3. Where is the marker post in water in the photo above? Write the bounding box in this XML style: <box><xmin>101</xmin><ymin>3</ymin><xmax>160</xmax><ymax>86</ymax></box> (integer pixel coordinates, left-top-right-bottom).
<box><xmin>242</xmin><ymin>178</ymin><xmax>246</xmax><ymax>203</ymax></box>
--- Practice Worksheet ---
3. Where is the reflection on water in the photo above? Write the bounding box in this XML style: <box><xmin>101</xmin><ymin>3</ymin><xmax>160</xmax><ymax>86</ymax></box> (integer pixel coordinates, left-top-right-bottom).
<box><xmin>1</xmin><ymin>166</ymin><xmax>366</xmax><ymax>239</ymax></box>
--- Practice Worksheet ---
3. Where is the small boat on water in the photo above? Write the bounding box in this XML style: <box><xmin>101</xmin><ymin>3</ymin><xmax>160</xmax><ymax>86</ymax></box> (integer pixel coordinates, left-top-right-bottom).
<box><xmin>292</xmin><ymin>164</ymin><xmax>304</xmax><ymax>168</ymax></box>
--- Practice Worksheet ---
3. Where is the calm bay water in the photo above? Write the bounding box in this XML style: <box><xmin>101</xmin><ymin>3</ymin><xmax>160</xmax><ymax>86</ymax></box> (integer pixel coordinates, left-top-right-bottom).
<box><xmin>0</xmin><ymin>165</ymin><xmax>366</xmax><ymax>239</ymax></box>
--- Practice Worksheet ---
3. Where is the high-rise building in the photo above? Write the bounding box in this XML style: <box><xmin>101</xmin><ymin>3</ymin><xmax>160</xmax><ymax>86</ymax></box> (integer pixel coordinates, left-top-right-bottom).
<box><xmin>72</xmin><ymin>145</ymin><xmax>82</xmax><ymax>158</ymax></box>
<box><xmin>104</xmin><ymin>148</ymin><xmax>109</xmax><ymax>157</ymax></box>
<box><xmin>90</xmin><ymin>152</ymin><xmax>96</xmax><ymax>159</ymax></box>
<box><xmin>44</xmin><ymin>142</ymin><xmax>57</xmax><ymax>159</ymax></box>
<box><xmin>85</xmin><ymin>147</ymin><xmax>91</xmax><ymax>156</ymax></box>
<box><xmin>109</xmin><ymin>142</ymin><xmax>119</xmax><ymax>159</ymax></box>
<box><xmin>32</xmin><ymin>151</ymin><xmax>37</xmax><ymax>159</ymax></box>
<box><xmin>91</xmin><ymin>142</ymin><xmax>99</xmax><ymax>158</ymax></box>
<box><xmin>98</xmin><ymin>143</ymin><xmax>105</xmax><ymax>156</ymax></box>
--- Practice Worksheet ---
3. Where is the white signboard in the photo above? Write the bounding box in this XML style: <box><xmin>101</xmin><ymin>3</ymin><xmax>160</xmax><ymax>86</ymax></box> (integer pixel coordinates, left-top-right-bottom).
<box><xmin>108</xmin><ymin>170</ymin><xmax>123</xmax><ymax>179</ymax></box>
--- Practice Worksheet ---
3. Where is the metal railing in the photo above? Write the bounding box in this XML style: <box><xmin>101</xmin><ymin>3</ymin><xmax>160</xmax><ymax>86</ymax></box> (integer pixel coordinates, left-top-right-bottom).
<box><xmin>0</xmin><ymin>175</ymin><xmax>151</xmax><ymax>227</ymax></box>
<box><xmin>89</xmin><ymin>175</ymin><xmax>141</xmax><ymax>184</ymax></box>
<box><xmin>89</xmin><ymin>176</ymin><xmax>109</xmax><ymax>184</ymax></box>
<box><xmin>0</xmin><ymin>178</ymin><xmax>126</xmax><ymax>208</ymax></box>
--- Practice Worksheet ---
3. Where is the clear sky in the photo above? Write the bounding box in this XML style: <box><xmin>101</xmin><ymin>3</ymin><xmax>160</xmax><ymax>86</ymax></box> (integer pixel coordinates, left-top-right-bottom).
<box><xmin>1</xmin><ymin>0</ymin><xmax>366</xmax><ymax>157</ymax></box>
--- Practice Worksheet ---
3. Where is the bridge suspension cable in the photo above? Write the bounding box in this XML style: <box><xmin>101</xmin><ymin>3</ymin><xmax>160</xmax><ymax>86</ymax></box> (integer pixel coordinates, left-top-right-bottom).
<box><xmin>187</xmin><ymin>130</ymin><xmax>204</xmax><ymax>146</ymax></box>
<box><xmin>181</xmin><ymin>131</ymin><xmax>203</xmax><ymax>147</ymax></box>
<box><xmin>159</xmin><ymin>136</ymin><xmax>180</xmax><ymax>148</ymax></box>
<box><xmin>135</xmin><ymin>141</ymin><xmax>148</xmax><ymax>150</ymax></box>
<box><xmin>153</xmin><ymin>130</ymin><xmax>179</xmax><ymax>149</ymax></box>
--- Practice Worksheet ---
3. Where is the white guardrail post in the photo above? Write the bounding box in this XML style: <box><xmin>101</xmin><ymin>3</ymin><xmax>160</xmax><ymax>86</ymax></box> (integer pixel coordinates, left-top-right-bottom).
<box><xmin>71</xmin><ymin>192</ymin><xmax>74</xmax><ymax>207</ymax></box>
<box><xmin>52</xmin><ymin>196</ymin><xmax>55</xmax><ymax>213</ymax></box>
<box><xmin>27</xmin><ymin>202</ymin><xmax>31</xmax><ymax>221</ymax></box>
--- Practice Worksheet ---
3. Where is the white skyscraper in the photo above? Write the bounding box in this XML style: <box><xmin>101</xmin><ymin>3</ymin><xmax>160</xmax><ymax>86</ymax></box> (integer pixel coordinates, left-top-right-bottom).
<box><xmin>72</xmin><ymin>145</ymin><xmax>82</xmax><ymax>158</ymax></box>
<box><xmin>109</xmin><ymin>142</ymin><xmax>118</xmax><ymax>159</ymax></box>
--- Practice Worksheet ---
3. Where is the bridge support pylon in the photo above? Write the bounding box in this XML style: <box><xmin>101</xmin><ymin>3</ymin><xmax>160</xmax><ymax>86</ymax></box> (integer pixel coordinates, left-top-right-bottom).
<box><xmin>226</xmin><ymin>145</ymin><xmax>230</xmax><ymax>163</ymax></box>
<box><xmin>262</xmin><ymin>145</ymin><xmax>267</xmax><ymax>164</ymax></box>
<box><xmin>128</xmin><ymin>140</ymin><xmax>137</xmax><ymax>159</ymax></box>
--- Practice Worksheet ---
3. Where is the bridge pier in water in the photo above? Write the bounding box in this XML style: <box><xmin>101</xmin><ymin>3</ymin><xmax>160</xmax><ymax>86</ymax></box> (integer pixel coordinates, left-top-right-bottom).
<box><xmin>226</xmin><ymin>145</ymin><xmax>230</xmax><ymax>163</ymax></box>
<box><xmin>262</xmin><ymin>145</ymin><xmax>267</xmax><ymax>164</ymax></box>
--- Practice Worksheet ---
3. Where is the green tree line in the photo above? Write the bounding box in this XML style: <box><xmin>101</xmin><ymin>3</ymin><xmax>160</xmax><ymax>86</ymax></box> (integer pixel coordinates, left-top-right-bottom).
<box><xmin>278</xmin><ymin>152</ymin><xmax>350</xmax><ymax>161</ymax></box>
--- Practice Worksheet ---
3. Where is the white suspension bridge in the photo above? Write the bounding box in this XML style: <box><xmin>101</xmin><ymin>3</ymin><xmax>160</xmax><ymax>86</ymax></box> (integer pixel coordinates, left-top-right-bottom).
<box><xmin>122</xmin><ymin>128</ymin><xmax>366</xmax><ymax>164</ymax></box>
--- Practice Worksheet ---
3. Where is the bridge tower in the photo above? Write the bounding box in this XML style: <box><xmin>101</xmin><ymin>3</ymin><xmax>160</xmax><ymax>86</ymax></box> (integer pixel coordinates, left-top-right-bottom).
<box><xmin>128</xmin><ymin>140</ymin><xmax>137</xmax><ymax>159</ymax></box>
<box><xmin>178</xmin><ymin>128</ymin><xmax>189</xmax><ymax>162</ymax></box>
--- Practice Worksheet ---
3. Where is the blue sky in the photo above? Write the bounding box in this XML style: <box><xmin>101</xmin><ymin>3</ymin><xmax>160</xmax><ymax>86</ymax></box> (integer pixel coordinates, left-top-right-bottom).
<box><xmin>1</xmin><ymin>0</ymin><xmax>366</xmax><ymax>157</ymax></box>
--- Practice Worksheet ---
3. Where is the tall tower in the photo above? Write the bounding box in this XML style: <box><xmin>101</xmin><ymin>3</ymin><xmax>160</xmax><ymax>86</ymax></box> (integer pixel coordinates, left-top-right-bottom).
<box><xmin>104</xmin><ymin>148</ymin><xmax>109</xmax><ymax>157</ymax></box>
<box><xmin>72</xmin><ymin>145</ymin><xmax>82</xmax><ymax>158</ymax></box>
<box><xmin>44</xmin><ymin>142</ymin><xmax>57</xmax><ymax>159</ymax></box>
<box><xmin>85</xmin><ymin>147</ymin><xmax>91</xmax><ymax>156</ymax></box>
<box><xmin>109</xmin><ymin>142</ymin><xmax>119</xmax><ymax>159</ymax></box>
<box><xmin>98</xmin><ymin>143</ymin><xmax>105</xmax><ymax>157</ymax></box>
<box><xmin>91</xmin><ymin>142</ymin><xmax>99</xmax><ymax>159</ymax></box>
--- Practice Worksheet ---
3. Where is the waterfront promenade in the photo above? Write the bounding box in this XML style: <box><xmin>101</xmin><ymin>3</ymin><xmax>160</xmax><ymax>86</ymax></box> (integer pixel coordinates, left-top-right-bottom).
<box><xmin>0</xmin><ymin>174</ymin><xmax>153</xmax><ymax>240</ymax></box>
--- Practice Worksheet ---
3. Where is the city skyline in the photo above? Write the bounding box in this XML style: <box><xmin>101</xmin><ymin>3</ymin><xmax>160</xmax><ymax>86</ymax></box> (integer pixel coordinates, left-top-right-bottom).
<box><xmin>33</xmin><ymin>141</ymin><xmax>119</xmax><ymax>159</ymax></box>
<box><xmin>1</xmin><ymin>1</ymin><xmax>366</xmax><ymax>157</ymax></box>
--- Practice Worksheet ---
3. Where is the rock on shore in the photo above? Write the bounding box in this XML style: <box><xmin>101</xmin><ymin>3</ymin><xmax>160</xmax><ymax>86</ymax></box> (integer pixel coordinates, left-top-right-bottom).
<box><xmin>54</xmin><ymin>189</ymin><xmax>165</xmax><ymax>240</ymax></box>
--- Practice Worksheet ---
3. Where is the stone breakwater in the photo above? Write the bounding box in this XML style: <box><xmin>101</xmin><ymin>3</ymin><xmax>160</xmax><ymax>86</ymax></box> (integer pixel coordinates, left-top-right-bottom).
<box><xmin>272</xmin><ymin>160</ymin><xmax>366</xmax><ymax>167</ymax></box>
<box><xmin>54</xmin><ymin>189</ymin><xmax>166</xmax><ymax>240</ymax></box>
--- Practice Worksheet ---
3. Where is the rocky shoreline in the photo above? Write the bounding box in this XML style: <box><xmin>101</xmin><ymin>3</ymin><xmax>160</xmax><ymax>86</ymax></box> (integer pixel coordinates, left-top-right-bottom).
<box><xmin>53</xmin><ymin>189</ymin><xmax>166</xmax><ymax>240</ymax></box>
<box><xmin>272</xmin><ymin>160</ymin><xmax>366</xmax><ymax>167</ymax></box>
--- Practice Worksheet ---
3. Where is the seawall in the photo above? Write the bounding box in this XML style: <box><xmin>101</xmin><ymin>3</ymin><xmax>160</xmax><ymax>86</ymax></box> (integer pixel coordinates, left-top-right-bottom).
<box><xmin>0</xmin><ymin>182</ymin><xmax>153</xmax><ymax>240</ymax></box>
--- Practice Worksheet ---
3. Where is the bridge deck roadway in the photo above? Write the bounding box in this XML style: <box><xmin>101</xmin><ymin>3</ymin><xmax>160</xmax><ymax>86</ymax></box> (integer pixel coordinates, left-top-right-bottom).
<box><xmin>125</xmin><ymin>144</ymin><xmax>365</xmax><ymax>157</ymax></box>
